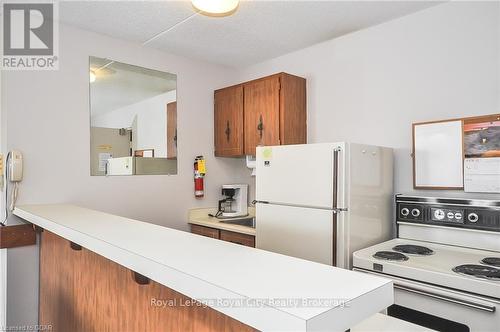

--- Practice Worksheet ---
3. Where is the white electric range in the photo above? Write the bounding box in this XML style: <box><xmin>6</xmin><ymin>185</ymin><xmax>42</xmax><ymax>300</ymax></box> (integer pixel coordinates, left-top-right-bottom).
<box><xmin>353</xmin><ymin>195</ymin><xmax>500</xmax><ymax>332</ymax></box>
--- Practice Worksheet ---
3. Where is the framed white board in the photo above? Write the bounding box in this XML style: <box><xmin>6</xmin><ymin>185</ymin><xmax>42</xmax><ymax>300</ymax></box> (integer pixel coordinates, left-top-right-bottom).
<box><xmin>413</xmin><ymin>120</ymin><xmax>464</xmax><ymax>189</ymax></box>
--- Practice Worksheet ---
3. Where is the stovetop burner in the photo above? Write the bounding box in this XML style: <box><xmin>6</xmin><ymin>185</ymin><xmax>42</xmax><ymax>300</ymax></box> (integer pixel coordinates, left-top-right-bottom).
<box><xmin>373</xmin><ymin>251</ymin><xmax>409</xmax><ymax>261</ymax></box>
<box><xmin>481</xmin><ymin>257</ymin><xmax>500</xmax><ymax>268</ymax></box>
<box><xmin>452</xmin><ymin>264</ymin><xmax>500</xmax><ymax>281</ymax></box>
<box><xmin>393</xmin><ymin>244</ymin><xmax>434</xmax><ymax>256</ymax></box>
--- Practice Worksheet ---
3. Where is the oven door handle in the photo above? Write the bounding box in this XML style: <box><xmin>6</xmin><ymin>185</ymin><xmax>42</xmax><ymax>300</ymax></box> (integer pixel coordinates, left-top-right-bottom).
<box><xmin>394</xmin><ymin>283</ymin><xmax>496</xmax><ymax>313</ymax></box>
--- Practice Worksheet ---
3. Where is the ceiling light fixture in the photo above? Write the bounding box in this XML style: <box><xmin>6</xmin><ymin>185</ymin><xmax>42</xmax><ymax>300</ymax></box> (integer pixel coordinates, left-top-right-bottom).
<box><xmin>89</xmin><ymin>70</ymin><xmax>96</xmax><ymax>83</ymax></box>
<box><xmin>191</xmin><ymin>0</ymin><xmax>239</xmax><ymax>17</ymax></box>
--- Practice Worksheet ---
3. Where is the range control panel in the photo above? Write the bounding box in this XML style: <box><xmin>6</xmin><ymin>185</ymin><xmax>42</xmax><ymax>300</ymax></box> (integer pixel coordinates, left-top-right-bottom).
<box><xmin>430</xmin><ymin>208</ymin><xmax>464</xmax><ymax>223</ymax></box>
<box><xmin>396</xmin><ymin>195</ymin><xmax>500</xmax><ymax>232</ymax></box>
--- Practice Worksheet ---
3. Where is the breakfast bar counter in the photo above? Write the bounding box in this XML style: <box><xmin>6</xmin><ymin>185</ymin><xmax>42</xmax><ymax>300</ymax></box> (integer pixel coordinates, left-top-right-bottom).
<box><xmin>14</xmin><ymin>204</ymin><xmax>393</xmax><ymax>332</ymax></box>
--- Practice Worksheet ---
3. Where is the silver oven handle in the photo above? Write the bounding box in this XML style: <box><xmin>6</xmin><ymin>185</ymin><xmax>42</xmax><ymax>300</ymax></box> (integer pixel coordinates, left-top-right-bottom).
<box><xmin>394</xmin><ymin>283</ymin><xmax>496</xmax><ymax>313</ymax></box>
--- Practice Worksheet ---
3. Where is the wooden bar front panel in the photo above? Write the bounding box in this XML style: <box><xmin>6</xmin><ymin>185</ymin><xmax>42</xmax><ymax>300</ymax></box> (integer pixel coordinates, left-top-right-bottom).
<box><xmin>39</xmin><ymin>231</ymin><xmax>256</xmax><ymax>332</ymax></box>
<box><xmin>0</xmin><ymin>224</ymin><xmax>36</xmax><ymax>249</ymax></box>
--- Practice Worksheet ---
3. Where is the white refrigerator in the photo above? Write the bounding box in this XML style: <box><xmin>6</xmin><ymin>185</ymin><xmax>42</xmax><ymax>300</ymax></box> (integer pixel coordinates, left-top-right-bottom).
<box><xmin>255</xmin><ymin>142</ymin><xmax>393</xmax><ymax>268</ymax></box>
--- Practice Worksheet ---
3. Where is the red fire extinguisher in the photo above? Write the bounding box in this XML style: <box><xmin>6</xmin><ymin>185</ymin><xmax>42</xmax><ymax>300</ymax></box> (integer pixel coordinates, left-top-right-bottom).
<box><xmin>194</xmin><ymin>156</ymin><xmax>206</xmax><ymax>198</ymax></box>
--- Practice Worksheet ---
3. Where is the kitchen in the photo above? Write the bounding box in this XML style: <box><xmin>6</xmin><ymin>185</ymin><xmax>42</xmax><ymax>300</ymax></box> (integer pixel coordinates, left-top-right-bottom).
<box><xmin>1</xmin><ymin>1</ymin><xmax>499</xmax><ymax>331</ymax></box>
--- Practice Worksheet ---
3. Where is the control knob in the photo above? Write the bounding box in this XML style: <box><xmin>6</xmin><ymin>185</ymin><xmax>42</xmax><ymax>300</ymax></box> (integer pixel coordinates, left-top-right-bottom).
<box><xmin>411</xmin><ymin>209</ymin><xmax>421</xmax><ymax>217</ymax></box>
<box><xmin>401</xmin><ymin>208</ymin><xmax>410</xmax><ymax>217</ymax></box>
<box><xmin>468</xmin><ymin>213</ymin><xmax>479</xmax><ymax>223</ymax></box>
<box><xmin>434</xmin><ymin>209</ymin><xmax>445</xmax><ymax>221</ymax></box>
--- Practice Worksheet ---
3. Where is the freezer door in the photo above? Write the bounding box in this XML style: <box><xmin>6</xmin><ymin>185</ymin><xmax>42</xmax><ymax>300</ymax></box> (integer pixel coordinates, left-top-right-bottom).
<box><xmin>256</xmin><ymin>143</ymin><xmax>345</xmax><ymax>209</ymax></box>
<box><xmin>256</xmin><ymin>203</ymin><xmax>335</xmax><ymax>265</ymax></box>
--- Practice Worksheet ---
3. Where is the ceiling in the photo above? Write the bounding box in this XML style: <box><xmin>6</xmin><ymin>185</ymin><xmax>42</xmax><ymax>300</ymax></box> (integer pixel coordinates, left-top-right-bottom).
<box><xmin>60</xmin><ymin>1</ymin><xmax>442</xmax><ymax>68</ymax></box>
<box><xmin>90</xmin><ymin>57</ymin><xmax>177</xmax><ymax>116</ymax></box>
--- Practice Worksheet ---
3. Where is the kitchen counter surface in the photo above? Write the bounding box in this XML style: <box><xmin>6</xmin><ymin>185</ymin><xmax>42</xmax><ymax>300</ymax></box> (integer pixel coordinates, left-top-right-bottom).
<box><xmin>15</xmin><ymin>204</ymin><xmax>393</xmax><ymax>332</ymax></box>
<box><xmin>188</xmin><ymin>207</ymin><xmax>256</xmax><ymax>236</ymax></box>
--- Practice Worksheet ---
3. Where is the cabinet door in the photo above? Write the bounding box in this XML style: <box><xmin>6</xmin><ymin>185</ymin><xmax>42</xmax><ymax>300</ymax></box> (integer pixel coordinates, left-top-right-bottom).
<box><xmin>244</xmin><ymin>76</ymin><xmax>280</xmax><ymax>155</ymax></box>
<box><xmin>214</xmin><ymin>86</ymin><xmax>244</xmax><ymax>157</ymax></box>
<box><xmin>220</xmin><ymin>230</ymin><xmax>255</xmax><ymax>247</ymax></box>
<box><xmin>166</xmin><ymin>102</ymin><xmax>177</xmax><ymax>159</ymax></box>
<box><xmin>280</xmin><ymin>73</ymin><xmax>307</xmax><ymax>145</ymax></box>
<box><xmin>190</xmin><ymin>224</ymin><xmax>220</xmax><ymax>239</ymax></box>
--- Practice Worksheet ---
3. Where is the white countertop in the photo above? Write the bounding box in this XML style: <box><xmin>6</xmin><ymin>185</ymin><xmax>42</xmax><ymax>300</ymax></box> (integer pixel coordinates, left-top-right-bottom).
<box><xmin>15</xmin><ymin>204</ymin><xmax>393</xmax><ymax>332</ymax></box>
<box><xmin>188</xmin><ymin>207</ymin><xmax>256</xmax><ymax>235</ymax></box>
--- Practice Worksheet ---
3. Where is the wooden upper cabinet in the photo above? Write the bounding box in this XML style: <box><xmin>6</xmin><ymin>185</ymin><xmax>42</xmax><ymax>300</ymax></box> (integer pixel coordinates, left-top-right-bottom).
<box><xmin>214</xmin><ymin>73</ymin><xmax>306</xmax><ymax>157</ymax></box>
<box><xmin>166</xmin><ymin>102</ymin><xmax>177</xmax><ymax>159</ymax></box>
<box><xmin>244</xmin><ymin>76</ymin><xmax>281</xmax><ymax>155</ymax></box>
<box><xmin>214</xmin><ymin>85</ymin><xmax>244</xmax><ymax>157</ymax></box>
<box><xmin>280</xmin><ymin>73</ymin><xmax>307</xmax><ymax>146</ymax></box>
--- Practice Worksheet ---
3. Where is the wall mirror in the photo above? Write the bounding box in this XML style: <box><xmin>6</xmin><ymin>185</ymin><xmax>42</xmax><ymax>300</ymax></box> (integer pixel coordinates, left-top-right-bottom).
<box><xmin>89</xmin><ymin>56</ymin><xmax>177</xmax><ymax>176</ymax></box>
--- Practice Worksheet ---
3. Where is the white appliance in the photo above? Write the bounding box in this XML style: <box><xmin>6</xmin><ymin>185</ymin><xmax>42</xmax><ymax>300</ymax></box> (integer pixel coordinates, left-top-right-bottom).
<box><xmin>217</xmin><ymin>184</ymin><xmax>249</xmax><ymax>218</ymax></box>
<box><xmin>106</xmin><ymin>156</ymin><xmax>134</xmax><ymax>175</ymax></box>
<box><xmin>353</xmin><ymin>195</ymin><xmax>500</xmax><ymax>332</ymax></box>
<box><xmin>255</xmin><ymin>142</ymin><xmax>393</xmax><ymax>268</ymax></box>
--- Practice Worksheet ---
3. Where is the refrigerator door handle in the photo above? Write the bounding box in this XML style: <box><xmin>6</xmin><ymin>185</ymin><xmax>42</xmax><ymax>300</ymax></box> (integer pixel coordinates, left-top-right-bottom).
<box><xmin>332</xmin><ymin>147</ymin><xmax>341</xmax><ymax>209</ymax></box>
<box><xmin>332</xmin><ymin>147</ymin><xmax>348</xmax><ymax>266</ymax></box>
<box><xmin>255</xmin><ymin>201</ymin><xmax>346</xmax><ymax>211</ymax></box>
<box><xmin>332</xmin><ymin>149</ymin><xmax>348</xmax><ymax>212</ymax></box>
<box><xmin>332</xmin><ymin>147</ymin><xmax>340</xmax><ymax>267</ymax></box>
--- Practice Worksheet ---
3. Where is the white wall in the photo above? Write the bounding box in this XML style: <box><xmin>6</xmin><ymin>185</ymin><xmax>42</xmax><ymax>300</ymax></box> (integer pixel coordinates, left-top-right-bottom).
<box><xmin>2</xmin><ymin>0</ymin><xmax>499</xmax><ymax>328</ymax></box>
<box><xmin>238</xmin><ymin>1</ymin><xmax>500</xmax><ymax>196</ymax></box>
<box><xmin>92</xmin><ymin>90</ymin><xmax>177</xmax><ymax>157</ymax></box>
<box><xmin>1</xmin><ymin>24</ymin><xmax>252</xmax><ymax>327</ymax></box>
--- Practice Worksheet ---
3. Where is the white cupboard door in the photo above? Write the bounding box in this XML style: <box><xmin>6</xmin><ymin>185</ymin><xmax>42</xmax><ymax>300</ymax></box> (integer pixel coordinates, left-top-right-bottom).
<box><xmin>256</xmin><ymin>203</ymin><xmax>334</xmax><ymax>265</ymax></box>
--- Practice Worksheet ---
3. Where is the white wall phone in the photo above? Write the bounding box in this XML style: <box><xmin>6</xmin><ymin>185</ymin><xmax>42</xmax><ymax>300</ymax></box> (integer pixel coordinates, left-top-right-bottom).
<box><xmin>3</xmin><ymin>150</ymin><xmax>23</xmax><ymax>217</ymax></box>
<box><xmin>8</xmin><ymin>150</ymin><xmax>23</xmax><ymax>182</ymax></box>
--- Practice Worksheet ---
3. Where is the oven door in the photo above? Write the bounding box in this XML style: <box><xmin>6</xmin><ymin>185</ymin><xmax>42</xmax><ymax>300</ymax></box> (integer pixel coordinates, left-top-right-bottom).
<box><xmin>354</xmin><ymin>268</ymin><xmax>500</xmax><ymax>332</ymax></box>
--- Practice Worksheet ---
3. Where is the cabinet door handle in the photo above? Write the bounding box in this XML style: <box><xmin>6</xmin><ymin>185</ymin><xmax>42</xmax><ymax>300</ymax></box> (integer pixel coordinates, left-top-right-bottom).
<box><xmin>174</xmin><ymin>129</ymin><xmax>178</xmax><ymax>147</ymax></box>
<box><xmin>225</xmin><ymin>121</ymin><xmax>231</xmax><ymax>141</ymax></box>
<box><xmin>257</xmin><ymin>115</ymin><xmax>264</xmax><ymax>139</ymax></box>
